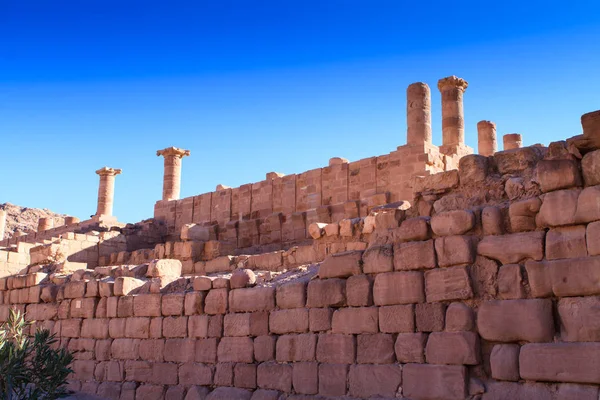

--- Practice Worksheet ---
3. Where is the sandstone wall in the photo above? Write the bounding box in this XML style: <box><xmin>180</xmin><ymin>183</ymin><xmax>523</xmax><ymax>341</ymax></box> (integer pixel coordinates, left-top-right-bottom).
<box><xmin>1</xmin><ymin>117</ymin><xmax>600</xmax><ymax>398</ymax></box>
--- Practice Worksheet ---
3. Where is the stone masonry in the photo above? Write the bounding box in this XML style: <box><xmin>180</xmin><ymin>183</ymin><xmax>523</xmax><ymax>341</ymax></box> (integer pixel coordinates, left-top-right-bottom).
<box><xmin>1</xmin><ymin>78</ymin><xmax>600</xmax><ymax>400</ymax></box>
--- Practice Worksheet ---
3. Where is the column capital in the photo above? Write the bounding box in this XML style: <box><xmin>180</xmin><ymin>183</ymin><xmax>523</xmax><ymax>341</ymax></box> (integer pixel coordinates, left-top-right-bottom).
<box><xmin>96</xmin><ymin>167</ymin><xmax>122</xmax><ymax>176</ymax></box>
<box><xmin>157</xmin><ymin>147</ymin><xmax>191</xmax><ymax>158</ymax></box>
<box><xmin>437</xmin><ymin>75</ymin><xmax>468</xmax><ymax>92</ymax></box>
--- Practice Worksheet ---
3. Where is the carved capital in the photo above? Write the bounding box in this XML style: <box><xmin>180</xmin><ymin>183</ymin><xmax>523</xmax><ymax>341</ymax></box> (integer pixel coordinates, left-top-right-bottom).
<box><xmin>437</xmin><ymin>75</ymin><xmax>468</xmax><ymax>92</ymax></box>
<box><xmin>95</xmin><ymin>167</ymin><xmax>122</xmax><ymax>176</ymax></box>
<box><xmin>157</xmin><ymin>147</ymin><xmax>191</xmax><ymax>158</ymax></box>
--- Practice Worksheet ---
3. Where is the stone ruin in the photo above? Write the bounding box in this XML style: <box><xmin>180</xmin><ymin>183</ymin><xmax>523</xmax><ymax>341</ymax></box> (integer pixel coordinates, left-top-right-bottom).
<box><xmin>1</xmin><ymin>75</ymin><xmax>600</xmax><ymax>399</ymax></box>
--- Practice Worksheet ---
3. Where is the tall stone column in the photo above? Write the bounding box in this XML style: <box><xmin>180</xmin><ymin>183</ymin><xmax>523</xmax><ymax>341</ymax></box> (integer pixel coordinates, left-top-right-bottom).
<box><xmin>38</xmin><ymin>217</ymin><xmax>53</xmax><ymax>232</ymax></box>
<box><xmin>95</xmin><ymin>167</ymin><xmax>122</xmax><ymax>216</ymax></box>
<box><xmin>477</xmin><ymin>120</ymin><xmax>497</xmax><ymax>156</ymax></box>
<box><xmin>157</xmin><ymin>147</ymin><xmax>191</xmax><ymax>201</ymax></box>
<box><xmin>438</xmin><ymin>76</ymin><xmax>469</xmax><ymax>149</ymax></box>
<box><xmin>0</xmin><ymin>210</ymin><xmax>6</xmax><ymax>241</ymax></box>
<box><xmin>503</xmin><ymin>134</ymin><xmax>522</xmax><ymax>150</ymax></box>
<box><xmin>406</xmin><ymin>82</ymin><xmax>432</xmax><ymax>145</ymax></box>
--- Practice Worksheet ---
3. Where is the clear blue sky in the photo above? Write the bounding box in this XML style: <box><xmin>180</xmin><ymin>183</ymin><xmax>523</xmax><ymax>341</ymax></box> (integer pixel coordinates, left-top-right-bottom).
<box><xmin>1</xmin><ymin>1</ymin><xmax>599</xmax><ymax>223</ymax></box>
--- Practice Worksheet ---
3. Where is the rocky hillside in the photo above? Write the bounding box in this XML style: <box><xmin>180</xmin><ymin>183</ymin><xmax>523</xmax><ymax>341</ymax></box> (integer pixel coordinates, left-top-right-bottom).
<box><xmin>1</xmin><ymin>203</ymin><xmax>67</xmax><ymax>239</ymax></box>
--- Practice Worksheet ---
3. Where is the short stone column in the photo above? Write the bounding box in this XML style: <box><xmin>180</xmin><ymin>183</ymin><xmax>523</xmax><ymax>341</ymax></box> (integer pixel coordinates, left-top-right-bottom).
<box><xmin>38</xmin><ymin>217</ymin><xmax>53</xmax><ymax>232</ymax></box>
<box><xmin>0</xmin><ymin>210</ymin><xmax>6</xmax><ymax>241</ymax></box>
<box><xmin>157</xmin><ymin>147</ymin><xmax>191</xmax><ymax>201</ymax></box>
<box><xmin>95</xmin><ymin>167</ymin><xmax>122</xmax><ymax>217</ymax></box>
<box><xmin>65</xmin><ymin>216</ymin><xmax>80</xmax><ymax>225</ymax></box>
<box><xmin>477</xmin><ymin>120</ymin><xmax>497</xmax><ymax>156</ymax></box>
<box><xmin>438</xmin><ymin>76</ymin><xmax>469</xmax><ymax>149</ymax></box>
<box><xmin>406</xmin><ymin>82</ymin><xmax>432</xmax><ymax>145</ymax></box>
<box><xmin>503</xmin><ymin>134</ymin><xmax>522</xmax><ymax>150</ymax></box>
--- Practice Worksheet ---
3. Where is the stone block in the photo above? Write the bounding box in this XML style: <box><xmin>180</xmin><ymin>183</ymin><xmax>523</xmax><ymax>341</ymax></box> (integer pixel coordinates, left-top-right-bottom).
<box><xmin>416</xmin><ymin>302</ymin><xmax>446</xmax><ymax>332</ymax></box>
<box><xmin>113</xmin><ymin>277</ymin><xmax>145</xmax><ymax>296</ymax></box>
<box><xmin>536</xmin><ymin>188</ymin><xmax>580</xmax><ymax>227</ymax></box>
<box><xmin>276</xmin><ymin>333</ymin><xmax>317</xmax><ymax>362</ymax></box>
<box><xmin>70</xmin><ymin>298</ymin><xmax>98</xmax><ymax>319</ymax></box>
<box><xmin>431</xmin><ymin>210</ymin><xmax>475</xmax><ymax>236</ymax></box>
<box><xmin>147</xmin><ymin>259</ymin><xmax>182</xmax><ymax>278</ymax></box>
<box><xmin>204</xmin><ymin>288</ymin><xmax>228</xmax><ymax>315</ymax></box>
<box><xmin>403</xmin><ymin>364</ymin><xmax>466</xmax><ymax>400</ymax></box>
<box><xmin>361</xmin><ymin>245</ymin><xmax>393</xmax><ymax>274</ymax></box>
<box><xmin>64</xmin><ymin>281</ymin><xmax>86</xmax><ymax>299</ymax></box>
<box><xmin>269</xmin><ymin>308</ymin><xmax>308</xmax><ymax>334</ymax></box>
<box><xmin>482</xmin><ymin>206</ymin><xmax>504</xmax><ymax>236</ymax></box>
<box><xmin>256</xmin><ymin>362</ymin><xmax>292</xmax><ymax>392</ymax></box>
<box><xmin>582</xmin><ymin>149</ymin><xmax>600</xmax><ymax>186</ymax></box>
<box><xmin>346</xmin><ymin>274</ymin><xmax>372</xmax><ymax>306</ymax></box>
<box><xmin>393</xmin><ymin>216</ymin><xmax>430</xmax><ymax>242</ymax></box>
<box><xmin>229</xmin><ymin>287</ymin><xmax>275</xmax><ymax>312</ymax></box>
<box><xmin>588</xmin><ymin>221</ymin><xmax>600</xmax><ymax>255</ymax></box>
<box><xmin>164</xmin><ymin>338</ymin><xmax>195</xmax><ymax>363</ymax></box>
<box><xmin>394</xmin><ymin>332</ymin><xmax>426</xmax><ymax>363</ymax></box>
<box><xmin>477</xmin><ymin>299</ymin><xmax>554</xmax><ymax>342</ymax></box>
<box><xmin>188</xmin><ymin>315</ymin><xmax>209</xmax><ymax>338</ymax></box>
<box><xmin>537</xmin><ymin>159</ymin><xmax>582</xmax><ymax>192</ymax></box>
<box><xmin>135</xmin><ymin>385</ymin><xmax>164</xmax><ymax>400</ymax></box>
<box><xmin>80</xmin><ymin>318</ymin><xmax>109</xmax><ymax>339</ymax></box>
<box><xmin>179</xmin><ymin>362</ymin><xmax>212</xmax><ymax>386</ymax></box>
<box><xmin>445</xmin><ymin>302</ymin><xmax>474</xmax><ymax>332</ymax></box>
<box><xmin>435</xmin><ymin>235</ymin><xmax>476</xmax><ymax>267</ymax></box>
<box><xmin>205</xmin><ymin>256</ymin><xmax>234</xmax><ymax>274</ymax></box>
<box><xmin>356</xmin><ymin>333</ymin><xmax>394</xmax><ymax>364</ymax></box>
<box><xmin>318</xmin><ymin>363</ymin><xmax>347</xmax><ymax>396</ymax></box>
<box><xmin>425</xmin><ymin>266</ymin><xmax>472</xmax><ymax>302</ymax></box>
<box><xmin>133</xmin><ymin>294</ymin><xmax>161</xmax><ymax>317</ymax></box>
<box><xmin>378</xmin><ymin>304</ymin><xmax>414</xmax><ymax>333</ymax></box>
<box><xmin>546</xmin><ymin>225</ymin><xmax>587</xmax><ymax>260</ymax></box>
<box><xmin>254</xmin><ymin>335</ymin><xmax>275</xmax><ymax>362</ymax></box>
<box><xmin>509</xmin><ymin>198</ymin><xmax>541</xmax><ymax>232</ymax></box>
<box><xmin>558</xmin><ymin>296</ymin><xmax>600</xmax><ymax>342</ymax></box>
<box><xmin>292</xmin><ymin>362</ymin><xmax>318</xmax><ymax>395</ymax></box>
<box><xmin>478</xmin><ymin>231</ymin><xmax>544</xmax><ymax>264</ymax></box>
<box><xmin>234</xmin><ymin>363</ymin><xmax>256</xmax><ymax>389</ymax></box>
<box><xmin>195</xmin><ymin>338</ymin><xmax>217</xmax><ymax>363</ymax></box>
<box><xmin>206</xmin><ymin>387</ymin><xmax>251</xmax><ymax>400</ymax></box>
<box><xmin>316</xmin><ymin>334</ymin><xmax>355</xmax><ymax>364</ymax></box>
<box><xmin>184</xmin><ymin>292</ymin><xmax>204</xmax><ymax>315</ymax></box>
<box><xmin>498</xmin><ymin>264</ymin><xmax>525</xmax><ymax>299</ymax></box>
<box><xmin>151</xmin><ymin>362</ymin><xmax>178</xmax><ymax>385</ymax></box>
<box><xmin>163</xmin><ymin>316</ymin><xmax>188</xmax><ymax>338</ymax></box>
<box><xmin>541</xmin><ymin>256</ymin><xmax>600</xmax><ymax>297</ymax></box>
<box><xmin>394</xmin><ymin>239</ymin><xmax>436</xmax><ymax>271</ymax></box>
<box><xmin>318</xmin><ymin>250</ymin><xmax>362</xmax><ymax>278</ymax></box>
<box><xmin>331</xmin><ymin>307</ymin><xmax>378</xmax><ymax>334</ymax></box>
<box><xmin>557</xmin><ymin>384</ymin><xmax>600</xmax><ymax>400</ymax></box>
<box><xmin>306</xmin><ymin>279</ymin><xmax>345</xmax><ymax>308</ymax></box>
<box><xmin>275</xmin><ymin>281</ymin><xmax>306</xmax><ymax>309</ymax></box>
<box><xmin>217</xmin><ymin>337</ymin><xmax>254</xmax><ymax>363</ymax></box>
<box><xmin>348</xmin><ymin>364</ymin><xmax>402</xmax><ymax>398</ymax></box>
<box><xmin>225</xmin><ymin>312</ymin><xmax>269</xmax><ymax>337</ymax></box>
<box><xmin>373</xmin><ymin>271</ymin><xmax>424</xmax><ymax>305</ymax></box>
<box><xmin>161</xmin><ymin>293</ymin><xmax>184</xmax><ymax>316</ymax></box>
<box><xmin>139</xmin><ymin>339</ymin><xmax>164</xmax><ymax>362</ymax></box>
<box><xmin>491</xmin><ymin>344</ymin><xmax>520</xmax><ymax>381</ymax></box>
<box><xmin>213</xmin><ymin>362</ymin><xmax>234</xmax><ymax>386</ymax></box>
<box><xmin>520</xmin><ymin>343</ymin><xmax>600</xmax><ymax>384</ymax></box>
<box><xmin>111</xmin><ymin>338</ymin><xmax>140</xmax><ymax>360</ymax></box>
<box><xmin>309</xmin><ymin>308</ymin><xmax>332</xmax><ymax>332</ymax></box>
<box><xmin>425</xmin><ymin>331</ymin><xmax>480</xmax><ymax>365</ymax></box>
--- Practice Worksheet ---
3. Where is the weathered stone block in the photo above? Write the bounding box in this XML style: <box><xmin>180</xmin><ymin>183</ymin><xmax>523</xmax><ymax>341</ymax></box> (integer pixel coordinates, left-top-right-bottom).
<box><xmin>393</xmin><ymin>216</ymin><xmax>430</xmax><ymax>242</ymax></box>
<box><xmin>133</xmin><ymin>294</ymin><xmax>161</xmax><ymax>317</ymax></box>
<box><xmin>402</xmin><ymin>364</ymin><xmax>467</xmax><ymax>400</ymax></box>
<box><xmin>316</xmin><ymin>334</ymin><xmax>355</xmax><ymax>364</ymax></box>
<box><xmin>162</xmin><ymin>316</ymin><xmax>188</xmax><ymax>338</ymax></box>
<box><xmin>520</xmin><ymin>343</ymin><xmax>600</xmax><ymax>384</ymax></box>
<box><xmin>478</xmin><ymin>231</ymin><xmax>544</xmax><ymax>264</ymax></box>
<box><xmin>254</xmin><ymin>335</ymin><xmax>275</xmax><ymax>362</ymax></box>
<box><xmin>147</xmin><ymin>259</ymin><xmax>182</xmax><ymax>278</ymax></box>
<box><xmin>276</xmin><ymin>333</ymin><xmax>317</xmax><ymax>362</ymax></box>
<box><xmin>179</xmin><ymin>362</ymin><xmax>212</xmax><ymax>386</ymax></box>
<box><xmin>331</xmin><ymin>307</ymin><xmax>378</xmax><ymax>334</ymax></box>
<box><xmin>394</xmin><ymin>239</ymin><xmax>436</xmax><ymax>271</ymax></box>
<box><xmin>188</xmin><ymin>315</ymin><xmax>209</xmax><ymax>338</ymax></box>
<box><xmin>498</xmin><ymin>264</ymin><xmax>525</xmax><ymax>299</ymax></box>
<box><xmin>195</xmin><ymin>338</ymin><xmax>217</xmax><ymax>363</ymax></box>
<box><xmin>204</xmin><ymin>288</ymin><xmax>228</xmax><ymax>315</ymax></box>
<box><xmin>477</xmin><ymin>299</ymin><xmax>554</xmax><ymax>342</ymax></box>
<box><xmin>346</xmin><ymin>274</ymin><xmax>372</xmax><ymax>306</ymax></box>
<box><xmin>491</xmin><ymin>344</ymin><xmax>520</xmax><ymax>381</ymax></box>
<box><xmin>361</xmin><ymin>245</ymin><xmax>393</xmax><ymax>274</ymax></box>
<box><xmin>431</xmin><ymin>210</ymin><xmax>475</xmax><ymax>236</ymax></box>
<box><xmin>394</xmin><ymin>332</ymin><xmax>426</xmax><ymax>363</ymax></box>
<box><xmin>229</xmin><ymin>287</ymin><xmax>275</xmax><ymax>312</ymax></box>
<box><xmin>425</xmin><ymin>266</ymin><xmax>472</xmax><ymax>302</ymax></box>
<box><xmin>348</xmin><ymin>364</ymin><xmax>402</xmax><ymax>398</ymax></box>
<box><xmin>373</xmin><ymin>271</ymin><xmax>424</xmax><ymax>305</ymax></box>
<box><xmin>558</xmin><ymin>296</ymin><xmax>600</xmax><ymax>342</ymax></box>
<box><xmin>275</xmin><ymin>281</ymin><xmax>306</xmax><ymax>309</ymax></box>
<box><xmin>445</xmin><ymin>303</ymin><xmax>474</xmax><ymax>332</ymax></box>
<box><xmin>482</xmin><ymin>206</ymin><xmax>504</xmax><ymax>236</ymax></box>
<box><xmin>378</xmin><ymin>304</ymin><xmax>414</xmax><ymax>333</ymax></box>
<box><xmin>308</xmin><ymin>308</ymin><xmax>332</xmax><ymax>332</ymax></box>
<box><xmin>425</xmin><ymin>331</ymin><xmax>480</xmax><ymax>365</ymax></box>
<box><xmin>318</xmin><ymin>363</ymin><xmax>347</xmax><ymax>397</ymax></box>
<box><xmin>435</xmin><ymin>235</ymin><xmax>476</xmax><ymax>267</ymax></box>
<box><xmin>318</xmin><ymin>250</ymin><xmax>362</xmax><ymax>278</ymax></box>
<box><xmin>292</xmin><ymin>362</ymin><xmax>318</xmax><ymax>395</ymax></box>
<box><xmin>164</xmin><ymin>338</ymin><xmax>195</xmax><ymax>363</ymax></box>
<box><xmin>546</xmin><ymin>225</ymin><xmax>587</xmax><ymax>260</ymax></box>
<box><xmin>269</xmin><ymin>308</ymin><xmax>308</xmax><ymax>334</ymax></box>
<box><xmin>416</xmin><ymin>302</ymin><xmax>446</xmax><ymax>332</ymax></box>
<box><xmin>509</xmin><ymin>198</ymin><xmax>541</xmax><ymax>232</ymax></box>
<box><xmin>306</xmin><ymin>279</ymin><xmax>345</xmax><ymax>308</ymax></box>
<box><xmin>536</xmin><ymin>188</ymin><xmax>580</xmax><ymax>227</ymax></box>
<box><xmin>224</xmin><ymin>312</ymin><xmax>268</xmax><ymax>337</ymax></box>
<box><xmin>537</xmin><ymin>159</ymin><xmax>582</xmax><ymax>192</ymax></box>
<box><xmin>356</xmin><ymin>333</ymin><xmax>394</xmax><ymax>364</ymax></box>
<box><xmin>256</xmin><ymin>362</ymin><xmax>292</xmax><ymax>392</ymax></box>
<box><xmin>217</xmin><ymin>337</ymin><xmax>254</xmax><ymax>363</ymax></box>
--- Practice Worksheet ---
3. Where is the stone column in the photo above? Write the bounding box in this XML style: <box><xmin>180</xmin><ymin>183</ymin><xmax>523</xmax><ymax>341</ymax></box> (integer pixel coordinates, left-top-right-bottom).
<box><xmin>38</xmin><ymin>217</ymin><xmax>53</xmax><ymax>232</ymax></box>
<box><xmin>477</xmin><ymin>120</ymin><xmax>497</xmax><ymax>156</ymax></box>
<box><xmin>407</xmin><ymin>82</ymin><xmax>432</xmax><ymax>145</ymax></box>
<box><xmin>0</xmin><ymin>210</ymin><xmax>6</xmax><ymax>241</ymax></box>
<box><xmin>95</xmin><ymin>167</ymin><xmax>122</xmax><ymax>216</ymax></box>
<box><xmin>503</xmin><ymin>134</ymin><xmax>522</xmax><ymax>150</ymax></box>
<box><xmin>157</xmin><ymin>147</ymin><xmax>191</xmax><ymax>201</ymax></box>
<box><xmin>65</xmin><ymin>216</ymin><xmax>80</xmax><ymax>225</ymax></box>
<box><xmin>438</xmin><ymin>76</ymin><xmax>469</xmax><ymax>148</ymax></box>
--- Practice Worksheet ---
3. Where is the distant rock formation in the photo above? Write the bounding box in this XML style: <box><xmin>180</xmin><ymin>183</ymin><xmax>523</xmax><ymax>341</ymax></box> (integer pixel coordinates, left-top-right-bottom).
<box><xmin>0</xmin><ymin>202</ymin><xmax>67</xmax><ymax>239</ymax></box>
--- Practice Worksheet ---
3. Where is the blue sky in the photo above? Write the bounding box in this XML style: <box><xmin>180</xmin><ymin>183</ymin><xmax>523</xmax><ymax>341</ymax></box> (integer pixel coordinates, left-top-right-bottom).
<box><xmin>1</xmin><ymin>1</ymin><xmax>599</xmax><ymax>222</ymax></box>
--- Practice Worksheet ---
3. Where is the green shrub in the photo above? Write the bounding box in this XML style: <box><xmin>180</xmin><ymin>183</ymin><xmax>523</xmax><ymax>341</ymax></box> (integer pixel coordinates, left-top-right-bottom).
<box><xmin>0</xmin><ymin>309</ymin><xmax>74</xmax><ymax>399</ymax></box>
